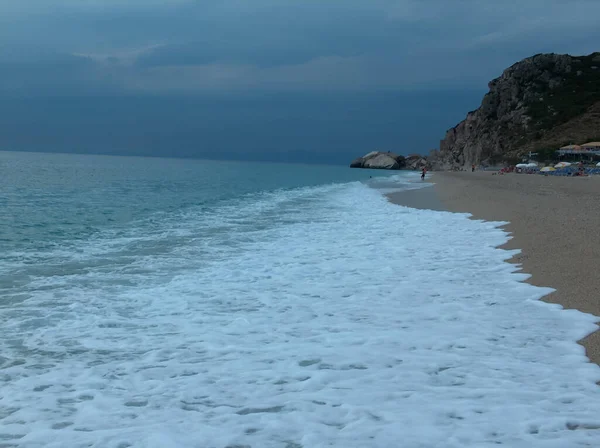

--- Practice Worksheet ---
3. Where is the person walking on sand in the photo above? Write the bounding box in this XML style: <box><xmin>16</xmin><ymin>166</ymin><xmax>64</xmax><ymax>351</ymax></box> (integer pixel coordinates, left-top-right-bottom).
<box><xmin>471</xmin><ymin>164</ymin><xmax>475</xmax><ymax>172</ymax></box>
<box><xmin>421</xmin><ymin>167</ymin><xmax>426</xmax><ymax>181</ymax></box>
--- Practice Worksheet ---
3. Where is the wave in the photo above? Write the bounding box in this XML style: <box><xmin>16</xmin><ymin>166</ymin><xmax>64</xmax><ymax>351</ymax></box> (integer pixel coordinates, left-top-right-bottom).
<box><xmin>1</xmin><ymin>180</ymin><xmax>599</xmax><ymax>447</ymax></box>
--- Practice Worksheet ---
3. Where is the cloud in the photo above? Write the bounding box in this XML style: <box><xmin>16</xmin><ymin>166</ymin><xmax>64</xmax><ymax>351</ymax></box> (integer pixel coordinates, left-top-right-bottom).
<box><xmin>1</xmin><ymin>0</ymin><xmax>599</xmax><ymax>94</ymax></box>
<box><xmin>464</xmin><ymin>1</ymin><xmax>600</xmax><ymax>49</ymax></box>
<box><xmin>3</xmin><ymin>0</ymin><xmax>599</xmax><ymax>159</ymax></box>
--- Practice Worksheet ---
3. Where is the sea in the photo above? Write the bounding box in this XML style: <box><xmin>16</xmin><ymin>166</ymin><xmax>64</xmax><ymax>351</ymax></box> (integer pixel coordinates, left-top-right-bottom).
<box><xmin>1</xmin><ymin>150</ymin><xmax>600</xmax><ymax>448</ymax></box>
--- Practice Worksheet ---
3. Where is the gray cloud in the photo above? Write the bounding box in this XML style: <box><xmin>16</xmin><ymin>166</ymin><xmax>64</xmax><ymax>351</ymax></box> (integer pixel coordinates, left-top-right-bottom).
<box><xmin>1</xmin><ymin>0</ymin><xmax>599</xmax><ymax>94</ymax></box>
<box><xmin>2</xmin><ymin>1</ymin><xmax>599</xmax><ymax>160</ymax></box>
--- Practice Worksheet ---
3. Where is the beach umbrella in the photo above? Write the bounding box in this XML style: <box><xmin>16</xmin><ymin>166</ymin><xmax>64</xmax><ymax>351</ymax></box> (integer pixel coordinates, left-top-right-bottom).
<box><xmin>596</xmin><ymin>162</ymin><xmax>600</xmax><ymax>167</ymax></box>
<box><xmin>515</xmin><ymin>163</ymin><xmax>528</xmax><ymax>168</ymax></box>
<box><xmin>540</xmin><ymin>167</ymin><xmax>556</xmax><ymax>172</ymax></box>
<box><xmin>526</xmin><ymin>163</ymin><xmax>538</xmax><ymax>168</ymax></box>
<box><xmin>555</xmin><ymin>162</ymin><xmax>571</xmax><ymax>168</ymax></box>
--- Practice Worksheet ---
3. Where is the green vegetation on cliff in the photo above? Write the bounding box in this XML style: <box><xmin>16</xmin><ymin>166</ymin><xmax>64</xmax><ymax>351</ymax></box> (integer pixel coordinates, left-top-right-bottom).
<box><xmin>527</xmin><ymin>53</ymin><xmax>600</xmax><ymax>132</ymax></box>
<box><xmin>434</xmin><ymin>52</ymin><xmax>600</xmax><ymax>168</ymax></box>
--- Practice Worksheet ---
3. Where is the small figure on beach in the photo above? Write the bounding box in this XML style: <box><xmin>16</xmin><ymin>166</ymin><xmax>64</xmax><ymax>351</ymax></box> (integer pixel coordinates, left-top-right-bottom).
<box><xmin>471</xmin><ymin>164</ymin><xmax>475</xmax><ymax>172</ymax></box>
<box><xmin>421</xmin><ymin>167</ymin><xmax>426</xmax><ymax>180</ymax></box>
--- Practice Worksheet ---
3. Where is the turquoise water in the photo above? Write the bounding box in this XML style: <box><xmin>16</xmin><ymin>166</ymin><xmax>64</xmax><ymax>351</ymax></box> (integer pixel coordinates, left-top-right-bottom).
<box><xmin>0</xmin><ymin>151</ymin><xmax>388</xmax><ymax>252</ymax></box>
<box><xmin>1</xmin><ymin>151</ymin><xmax>599</xmax><ymax>448</ymax></box>
<box><xmin>0</xmin><ymin>151</ymin><xmax>396</xmax><ymax>297</ymax></box>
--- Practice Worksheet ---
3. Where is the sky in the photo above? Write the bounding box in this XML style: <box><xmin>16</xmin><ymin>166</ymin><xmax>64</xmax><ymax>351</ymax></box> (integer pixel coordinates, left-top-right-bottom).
<box><xmin>1</xmin><ymin>0</ymin><xmax>599</xmax><ymax>164</ymax></box>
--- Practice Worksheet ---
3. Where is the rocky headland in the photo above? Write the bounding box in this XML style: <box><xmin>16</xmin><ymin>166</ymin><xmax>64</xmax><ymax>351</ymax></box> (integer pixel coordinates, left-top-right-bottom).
<box><xmin>430</xmin><ymin>52</ymin><xmax>600</xmax><ymax>169</ymax></box>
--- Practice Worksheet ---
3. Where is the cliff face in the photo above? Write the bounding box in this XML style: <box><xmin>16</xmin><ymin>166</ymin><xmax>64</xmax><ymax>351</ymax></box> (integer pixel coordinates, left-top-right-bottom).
<box><xmin>433</xmin><ymin>52</ymin><xmax>600</xmax><ymax>168</ymax></box>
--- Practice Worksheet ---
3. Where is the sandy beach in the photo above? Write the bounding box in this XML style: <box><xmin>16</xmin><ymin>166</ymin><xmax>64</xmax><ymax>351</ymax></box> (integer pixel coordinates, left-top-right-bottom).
<box><xmin>389</xmin><ymin>172</ymin><xmax>600</xmax><ymax>366</ymax></box>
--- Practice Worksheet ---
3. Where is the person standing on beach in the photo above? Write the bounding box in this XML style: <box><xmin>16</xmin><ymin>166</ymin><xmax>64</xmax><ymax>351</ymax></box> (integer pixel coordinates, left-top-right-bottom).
<box><xmin>421</xmin><ymin>167</ymin><xmax>426</xmax><ymax>180</ymax></box>
<box><xmin>471</xmin><ymin>164</ymin><xmax>475</xmax><ymax>172</ymax></box>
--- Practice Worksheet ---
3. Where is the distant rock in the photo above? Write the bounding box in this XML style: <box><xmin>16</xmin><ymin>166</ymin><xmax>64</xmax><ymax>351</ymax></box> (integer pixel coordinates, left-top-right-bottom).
<box><xmin>386</xmin><ymin>152</ymin><xmax>406</xmax><ymax>166</ymax></box>
<box><xmin>350</xmin><ymin>157</ymin><xmax>364</xmax><ymax>168</ymax></box>
<box><xmin>363</xmin><ymin>153</ymin><xmax>400</xmax><ymax>169</ymax></box>
<box><xmin>405</xmin><ymin>154</ymin><xmax>429</xmax><ymax>170</ymax></box>
<box><xmin>363</xmin><ymin>151</ymin><xmax>380</xmax><ymax>160</ymax></box>
<box><xmin>349</xmin><ymin>151</ymin><xmax>407</xmax><ymax>170</ymax></box>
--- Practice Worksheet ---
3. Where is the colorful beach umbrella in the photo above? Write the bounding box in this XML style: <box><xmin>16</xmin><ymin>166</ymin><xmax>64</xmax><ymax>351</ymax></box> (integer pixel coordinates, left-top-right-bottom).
<box><xmin>554</xmin><ymin>162</ymin><xmax>571</xmax><ymax>168</ymax></box>
<box><xmin>540</xmin><ymin>167</ymin><xmax>556</xmax><ymax>172</ymax></box>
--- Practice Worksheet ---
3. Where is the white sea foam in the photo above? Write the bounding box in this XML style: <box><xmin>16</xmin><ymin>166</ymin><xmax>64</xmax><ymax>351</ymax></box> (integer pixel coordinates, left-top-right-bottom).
<box><xmin>1</xmin><ymin>181</ymin><xmax>599</xmax><ymax>447</ymax></box>
<box><xmin>367</xmin><ymin>171</ymin><xmax>431</xmax><ymax>194</ymax></box>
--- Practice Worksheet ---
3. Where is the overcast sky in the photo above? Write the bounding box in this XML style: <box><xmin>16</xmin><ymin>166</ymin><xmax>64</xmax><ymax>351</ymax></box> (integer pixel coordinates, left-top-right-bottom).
<box><xmin>1</xmin><ymin>0</ymin><xmax>599</xmax><ymax>163</ymax></box>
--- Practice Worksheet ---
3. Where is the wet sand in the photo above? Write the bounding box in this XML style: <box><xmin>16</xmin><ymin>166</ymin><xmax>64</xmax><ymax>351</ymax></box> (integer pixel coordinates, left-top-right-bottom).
<box><xmin>385</xmin><ymin>185</ymin><xmax>446</xmax><ymax>212</ymax></box>
<box><xmin>388</xmin><ymin>172</ymin><xmax>600</xmax><ymax>365</ymax></box>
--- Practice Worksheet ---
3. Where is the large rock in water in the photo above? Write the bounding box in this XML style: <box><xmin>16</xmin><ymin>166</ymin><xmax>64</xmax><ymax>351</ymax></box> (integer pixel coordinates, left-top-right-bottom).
<box><xmin>350</xmin><ymin>151</ymin><xmax>406</xmax><ymax>170</ymax></box>
<box><xmin>405</xmin><ymin>154</ymin><xmax>428</xmax><ymax>170</ymax></box>
<box><xmin>362</xmin><ymin>151</ymin><xmax>380</xmax><ymax>160</ymax></box>
<box><xmin>362</xmin><ymin>153</ymin><xmax>400</xmax><ymax>170</ymax></box>
<box><xmin>349</xmin><ymin>151</ymin><xmax>406</xmax><ymax>169</ymax></box>
<box><xmin>350</xmin><ymin>157</ymin><xmax>364</xmax><ymax>168</ymax></box>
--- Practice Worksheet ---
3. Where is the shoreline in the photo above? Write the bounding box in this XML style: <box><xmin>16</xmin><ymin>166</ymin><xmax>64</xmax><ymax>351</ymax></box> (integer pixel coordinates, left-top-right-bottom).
<box><xmin>385</xmin><ymin>185</ymin><xmax>445</xmax><ymax>212</ymax></box>
<box><xmin>388</xmin><ymin>172</ymin><xmax>600</xmax><ymax>366</ymax></box>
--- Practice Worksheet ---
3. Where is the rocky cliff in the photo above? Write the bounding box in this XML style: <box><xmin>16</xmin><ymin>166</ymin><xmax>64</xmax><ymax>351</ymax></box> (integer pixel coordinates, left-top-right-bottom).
<box><xmin>432</xmin><ymin>52</ymin><xmax>600</xmax><ymax>169</ymax></box>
